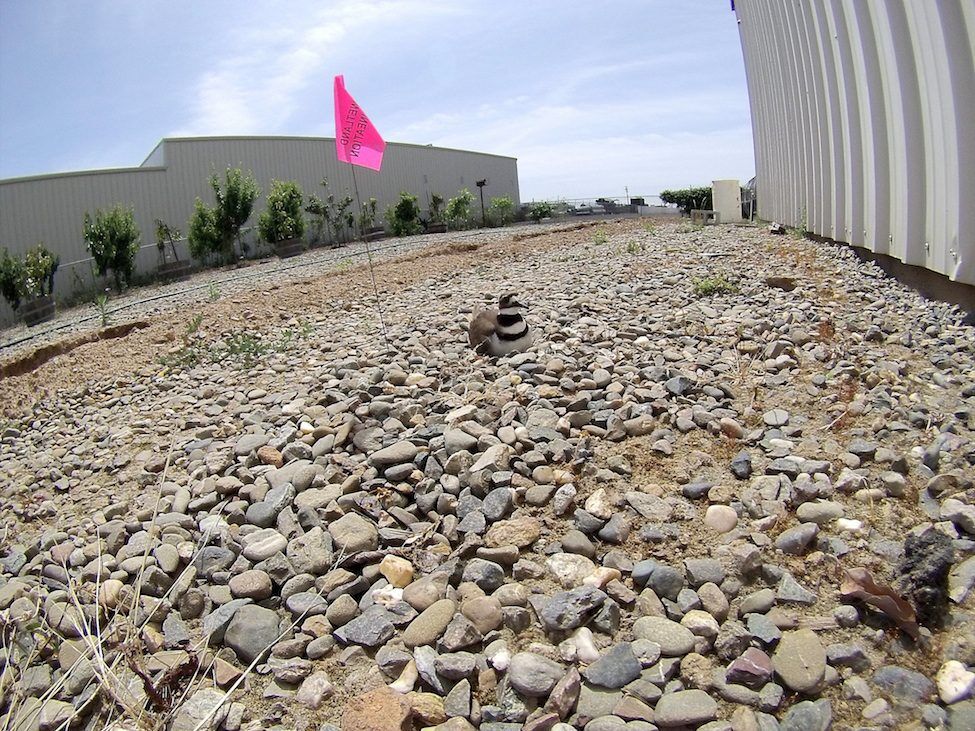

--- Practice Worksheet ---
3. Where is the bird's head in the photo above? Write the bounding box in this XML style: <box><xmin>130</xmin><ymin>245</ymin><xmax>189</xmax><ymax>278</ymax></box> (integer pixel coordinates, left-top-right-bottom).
<box><xmin>498</xmin><ymin>292</ymin><xmax>526</xmax><ymax>314</ymax></box>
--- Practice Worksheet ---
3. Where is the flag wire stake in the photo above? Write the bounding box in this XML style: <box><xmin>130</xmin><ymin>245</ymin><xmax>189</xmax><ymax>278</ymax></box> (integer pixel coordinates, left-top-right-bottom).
<box><xmin>349</xmin><ymin>163</ymin><xmax>392</xmax><ymax>351</ymax></box>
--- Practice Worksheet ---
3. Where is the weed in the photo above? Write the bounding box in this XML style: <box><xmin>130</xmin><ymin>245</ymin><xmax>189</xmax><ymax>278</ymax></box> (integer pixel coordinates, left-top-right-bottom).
<box><xmin>335</xmin><ymin>259</ymin><xmax>352</xmax><ymax>271</ymax></box>
<box><xmin>185</xmin><ymin>313</ymin><xmax>203</xmax><ymax>337</ymax></box>
<box><xmin>692</xmin><ymin>274</ymin><xmax>738</xmax><ymax>297</ymax></box>
<box><xmin>676</xmin><ymin>222</ymin><xmax>703</xmax><ymax>234</ymax></box>
<box><xmin>207</xmin><ymin>281</ymin><xmax>220</xmax><ymax>301</ymax></box>
<box><xmin>298</xmin><ymin>319</ymin><xmax>314</xmax><ymax>338</ymax></box>
<box><xmin>643</xmin><ymin>222</ymin><xmax>657</xmax><ymax>235</ymax></box>
<box><xmin>624</xmin><ymin>240</ymin><xmax>644</xmax><ymax>255</ymax></box>
<box><xmin>95</xmin><ymin>290</ymin><xmax>110</xmax><ymax>326</ymax></box>
<box><xmin>791</xmin><ymin>208</ymin><xmax>809</xmax><ymax>239</ymax></box>
<box><xmin>591</xmin><ymin>230</ymin><xmax>609</xmax><ymax>245</ymax></box>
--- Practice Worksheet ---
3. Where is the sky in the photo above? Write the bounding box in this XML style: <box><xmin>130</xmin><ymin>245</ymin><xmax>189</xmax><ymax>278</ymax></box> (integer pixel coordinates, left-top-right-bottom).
<box><xmin>0</xmin><ymin>1</ymin><xmax>754</xmax><ymax>202</ymax></box>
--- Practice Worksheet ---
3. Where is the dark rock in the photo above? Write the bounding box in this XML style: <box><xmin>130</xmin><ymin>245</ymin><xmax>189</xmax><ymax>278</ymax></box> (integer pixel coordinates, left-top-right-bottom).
<box><xmin>872</xmin><ymin>665</ymin><xmax>936</xmax><ymax>706</ymax></box>
<box><xmin>899</xmin><ymin>527</ymin><xmax>955</xmax><ymax>627</ymax></box>
<box><xmin>540</xmin><ymin>586</ymin><xmax>607</xmax><ymax>631</ymax></box>
<box><xmin>582</xmin><ymin>643</ymin><xmax>642</xmax><ymax>688</ymax></box>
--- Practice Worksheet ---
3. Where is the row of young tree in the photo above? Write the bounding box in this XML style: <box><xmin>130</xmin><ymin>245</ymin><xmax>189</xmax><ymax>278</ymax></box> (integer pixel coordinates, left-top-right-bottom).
<box><xmin>77</xmin><ymin>168</ymin><xmax>520</xmax><ymax>291</ymax></box>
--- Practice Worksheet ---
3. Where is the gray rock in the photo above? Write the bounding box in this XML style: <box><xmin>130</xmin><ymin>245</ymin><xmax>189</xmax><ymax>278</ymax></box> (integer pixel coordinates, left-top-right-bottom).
<box><xmin>327</xmin><ymin>512</ymin><xmax>378</xmax><ymax>553</ymax></box>
<box><xmin>779</xmin><ymin>699</ymin><xmax>832</xmax><ymax>731</ymax></box>
<box><xmin>508</xmin><ymin>652</ymin><xmax>565</xmax><ymax>697</ymax></box>
<box><xmin>632</xmin><ymin>560</ymin><xmax>684</xmax><ymax>600</ymax></box>
<box><xmin>772</xmin><ymin>629</ymin><xmax>826</xmax><ymax>693</ymax></box>
<box><xmin>653</xmin><ymin>689</ymin><xmax>718</xmax><ymax>727</ymax></box>
<box><xmin>631</xmin><ymin>616</ymin><xmax>696</xmax><ymax>656</ymax></box>
<box><xmin>582</xmin><ymin>643</ymin><xmax>642</xmax><ymax>688</ymax></box>
<box><xmin>170</xmin><ymin>689</ymin><xmax>227</xmax><ymax>731</ymax></box>
<box><xmin>368</xmin><ymin>440</ymin><xmax>418</xmax><ymax>467</ymax></box>
<box><xmin>774</xmin><ymin>522</ymin><xmax>819</xmax><ymax>555</ymax></box>
<box><xmin>872</xmin><ymin>665</ymin><xmax>936</xmax><ymax>706</ymax></box>
<box><xmin>540</xmin><ymin>586</ymin><xmax>607</xmax><ymax>631</ymax></box>
<box><xmin>224</xmin><ymin>604</ymin><xmax>281</xmax><ymax>663</ymax></box>
<box><xmin>332</xmin><ymin>609</ymin><xmax>394</xmax><ymax>647</ymax></box>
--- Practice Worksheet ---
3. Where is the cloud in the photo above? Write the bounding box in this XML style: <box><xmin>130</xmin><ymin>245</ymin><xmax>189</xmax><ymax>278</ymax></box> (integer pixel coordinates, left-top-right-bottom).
<box><xmin>388</xmin><ymin>89</ymin><xmax>754</xmax><ymax>200</ymax></box>
<box><xmin>172</xmin><ymin>0</ymin><xmax>461</xmax><ymax>137</ymax></box>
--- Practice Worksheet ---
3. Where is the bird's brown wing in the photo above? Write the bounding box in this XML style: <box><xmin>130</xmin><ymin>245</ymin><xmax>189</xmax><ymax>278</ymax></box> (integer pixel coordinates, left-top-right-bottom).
<box><xmin>468</xmin><ymin>308</ymin><xmax>498</xmax><ymax>349</ymax></box>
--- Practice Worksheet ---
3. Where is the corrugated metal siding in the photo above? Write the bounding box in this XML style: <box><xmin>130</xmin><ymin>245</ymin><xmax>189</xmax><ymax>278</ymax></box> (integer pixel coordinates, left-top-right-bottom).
<box><xmin>735</xmin><ymin>0</ymin><xmax>975</xmax><ymax>287</ymax></box>
<box><xmin>0</xmin><ymin>137</ymin><xmax>518</xmax><ymax>327</ymax></box>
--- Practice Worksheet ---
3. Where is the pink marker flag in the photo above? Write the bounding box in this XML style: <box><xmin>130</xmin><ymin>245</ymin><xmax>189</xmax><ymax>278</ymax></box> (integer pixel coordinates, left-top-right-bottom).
<box><xmin>334</xmin><ymin>75</ymin><xmax>386</xmax><ymax>171</ymax></box>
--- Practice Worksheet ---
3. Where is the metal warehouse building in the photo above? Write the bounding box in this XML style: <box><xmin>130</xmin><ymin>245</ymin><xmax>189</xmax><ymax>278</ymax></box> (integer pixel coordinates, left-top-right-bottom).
<box><xmin>0</xmin><ymin>136</ymin><xmax>519</xmax><ymax>327</ymax></box>
<box><xmin>734</xmin><ymin>1</ymin><xmax>975</xmax><ymax>294</ymax></box>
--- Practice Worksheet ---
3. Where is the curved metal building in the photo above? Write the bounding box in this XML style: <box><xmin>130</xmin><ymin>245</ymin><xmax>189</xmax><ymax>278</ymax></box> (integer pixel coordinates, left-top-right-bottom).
<box><xmin>0</xmin><ymin>136</ymin><xmax>519</xmax><ymax>327</ymax></box>
<box><xmin>734</xmin><ymin>1</ymin><xmax>975</xmax><ymax>288</ymax></box>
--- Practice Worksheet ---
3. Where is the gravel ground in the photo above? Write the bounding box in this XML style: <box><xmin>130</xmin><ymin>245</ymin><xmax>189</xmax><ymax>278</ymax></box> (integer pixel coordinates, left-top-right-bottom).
<box><xmin>1</xmin><ymin>218</ymin><xmax>973</xmax><ymax>731</ymax></box>
<box><xmin>0</xmin><ymin>223</ymin><xmax>574</xmax><ymax>359</ymax></box>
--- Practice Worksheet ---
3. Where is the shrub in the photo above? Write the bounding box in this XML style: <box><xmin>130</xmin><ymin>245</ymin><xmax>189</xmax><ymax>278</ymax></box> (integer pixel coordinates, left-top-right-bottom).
<box><xmin>446</xmin><ymin>188</ymin><xmax>474</xmax><ymax>229</ymax></box>
<box><xmin>529</xmin><ymin>201</ymin><xmax>553</xmax><ymax>223</ymax></box>
<box><xmin>189</xmin><ymin>168</ymin><xmax>260</xmax><ymax>262</ymax></box>
<box><xmin>429</xmin><ymin>193</ymin><xmax>445</xmax><ymax>224</ymax></box>
<box><xmin>212</xmin><ymin>168</ymin><xmax>260</xmax><ymax>256</ymax></box>
<box><xmin>692</xmin><ymin>274</ymin><xmax>738</xmax><ymax>297</ymax></box>
<box><xmin>187</xmin><ymin>199</ymin><xmax>222</xmax><ymax>263</ymax></box>
<box><xmin>305</xmin><ymin>179</ymin><xmax>355</xmax><ymax>245</ymax></box>
<box><xmin>358</xmin><ymin>197</ymin><xmax>379</xmax><ymax>235</ymax></box>
<box><xmin>389</xmin><ymin>192</ymin><xmax>423</xmax><ymax>236</ymax></box>
<box><xmin>489</xmin><ymin>196</ymin><xmax>515</xmax><ymax>227</ymax></box>
<box><xmin>259</xmin><ymin>179</ymin><xmax>306</xmax><ymax>244</ymax></box>
<box><xmin>22</xmin><ymin>243</ymin><xmax>59</xmax><ymax>298</ymax></box>
<box><xmin>155</xmin><ymin>219</ymin><xmax>181</xmax><ymax>263</ymax></box>
<box><xmin>0</xmin><ymin>247</ymin><xmax>25</xmax><ymax>310</ymax></box>
<box><xmin>83</xmin><ymin>205</ymin><xmax>141</xmax><ymax>291</ymax></box>
<box><xmin>660</xmin><ymin>186</ymin><xmax>712</xmax><ymax>215</ymax></box>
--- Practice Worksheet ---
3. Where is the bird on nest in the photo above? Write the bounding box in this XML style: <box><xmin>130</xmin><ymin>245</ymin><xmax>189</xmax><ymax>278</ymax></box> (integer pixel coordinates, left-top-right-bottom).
<box><xmin>467</xmin><ymin>292</ymin><xmax>533</xmax><ymax>357</ymax></box>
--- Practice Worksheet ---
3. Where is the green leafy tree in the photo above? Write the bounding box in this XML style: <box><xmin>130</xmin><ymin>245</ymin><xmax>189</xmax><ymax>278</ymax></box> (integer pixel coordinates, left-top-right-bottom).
<box><xmin>489</xmin><ymin>196</ymin><xmax>515</xmax><ymax>226</ymax></box>
<box><xmin>389</xmin><ymin>191</ymin><xmax>423</xmax><ymax>236</ymax></box>
<box><xmin>212</xmin><ymin>168</ymin><xmax>260</xmax><ymax>257</ymax></box>
<box><xmin>259</xmin><ymin>179</ymin><xmax>306</xmax><ymax>244</ymax></box>
<box><xmin>660</xmin><ymin>186</ymin><xmax>712</xmax><ymax>215</ymax></box>
<box><xmin>22</xmin><ymin>243</ymin><xmax>59</xmax><ymax>298</ymax></box>
<box><xmin>0</xmin><ymin>247</ymin><xmax>25</xmax><ymax>310</ymax></box>
<box><xmin>529</xmin><ymin>201</ymin><xmax>553</xmax><ymax>223</ymax></box>
<box><xmin>83</xmin><ymin>205</ymin><xmax>141</xmax><ymax>291</ymax></box>
<box><xmin>445</xmin><ymin>188</ymin><xmax>474</xmax><ymax>230</ymax></box>
<box><xmin>187</xmin><ymin>199</ymin><xmax>222</xmax><ymax>263</ymax></box>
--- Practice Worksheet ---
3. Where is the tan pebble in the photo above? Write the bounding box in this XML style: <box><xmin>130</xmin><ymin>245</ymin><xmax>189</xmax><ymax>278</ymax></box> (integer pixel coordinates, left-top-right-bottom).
<box><xmin>380</xmin><ymin>555</ymin><xmax>415</xmax><ymax>588</ymax></box>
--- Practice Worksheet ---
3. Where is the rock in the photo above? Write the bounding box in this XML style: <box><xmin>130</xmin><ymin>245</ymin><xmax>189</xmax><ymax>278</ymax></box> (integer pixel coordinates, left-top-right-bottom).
<box><xmin>171</xmin><ymin>689</ymin><xmax>228</xmax><ymax>731</ymax></box>
<box><xmin>899</xmin><ymin>527</ymin><xmax>954</xmax><ymax>625</ymax></box>
<box><xmin>872</xmin><ymin>665</ymin><xmax>936</xmax><ymax>706</ymax></box>
<box><xmin>547</xmin><ymin>553</ymin><xmax>598</xmax><ymax>588</ymax></box>
<box><xmin>485</xmin><ymin>516</ymin><xmax>541</xmax><ymax>548</ymax></box>
<box><xmin>287</xmin><ymin>526</ymin><xmax>332</xmax><ymax>574</ymax></box>
<box><xmin>296</xmin><ymin>670</ymin><xmax>335</xmax><ymax>709</ymax></box>
<box><xmin>632</xmin><ymin>616</ymin><xmax>696</xmax><ymax>656</ymax></box>
<box><xmin>779</xmin><ymin>699</ymin><xmax>832</xmax><ymax>731</ymax></box>
<box><xmin>540</xmin><ymin>586</ymin><xmax>607</xmax><ymax>631</ymax></box>
<box><xmin>507</xmin><ymin>652</ymin><xmax>565</xmax><ymax>697</ymax></box>
<box><xmin>726</xmin><ymin>647</ymin><xmax>774</xmax><ymax>688</ymax></box>
<box><xmin>224</xmin><ymin>604</ymin><xmax>280</xmax><ymax>663</ymax></box>
<box><xmin>950</xmin><ymin>555</ymin><xmax>975</xmax><ymax>603</ymax></box>
<box><xmin>328</xmin><ymin>512</ymin><xmax>379</xmax><ymax>554</ymax></box>
<box><xmin>704</xmin><ymin>504</ymin><xmax>738</xmax><ymax>532</ymax></box>
<box><xmin>653</xmin><ymin>689</ymin><xmax>718</xmax><ymax>727</ymax></box>
<box><xmin>774</xmin><ymin>522</ymin><xmax>819</xmax><ymax>555</ymax></box>
<box><xmin>772</xmin><ymin>629</ymin><xmax>826</xmax><ymax>693</ymax></box>
<box><xmin>341</xmin><ymin>687</ymin><xmax>413</xmax><ymax>731</ymax></box>
<box><xmin>333</xmin><ymin>609</ymin><xmax>395</xmax><ymax>647</ymax></box>
<box><xmin>408</xmin><ymin>691</ymin><xmax>448</xmax><ymax>725</ymax></box>
<box><xmin>545</xmin><ymin>666</ymin><xmax>581</xmax><ymax>719</ymax></box>
<box><xmin>380</xmin><ymin>555</ymin><xmax>415</xmax><ymax>588</ymax></box>
<box><xmin>461</xmin><ymin>595</ymin><xmax>503</xmax><ymax>634</ymax></box>
<box><xmin>937</xmin><ymin>660</ymin><xmax>975</xmax><ymax>704</ymax></box>
<box><xmin>240</xmin><ymin>528</ymin><xmax>288</xmax><ymax>562</ymax></box>
<box><xmin>403</xmin><ymin>574</ymin><xmax>448</xmax><ymax>611</ymax></box>
<box><xmin>462</xmin><ymin>558</ymin><xmax>505</xmax><ymax>592</ymax></box>
<box><xmin>369</xmin><ymin>441</ymin><xmax>418</xmax><ymax>468</ymax></box>
<box><xmin>581</xmin><ymin>643</ymin><xmax>642</xmax><ymax>688</ymax></box>
<box><xmin>796</xmin><ymin>500</ymin><xmax>844</xmax><ymax>525</ymax></box>
<box><xmin>403</xmin><ymin>599</ymin><xmax>456</xmax><ymax>648</ymax></box>
<box><xmin>229</xmin><ymin>570</ymin><xmax>272</xmax><ymax>600</ymax></box>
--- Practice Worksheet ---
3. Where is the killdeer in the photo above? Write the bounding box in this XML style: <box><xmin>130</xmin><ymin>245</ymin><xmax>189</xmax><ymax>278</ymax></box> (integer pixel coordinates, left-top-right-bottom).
<box><xmin>468</xmin><ymin>292</ymin><xmax>534</xmax><ymax>356</ymax></box>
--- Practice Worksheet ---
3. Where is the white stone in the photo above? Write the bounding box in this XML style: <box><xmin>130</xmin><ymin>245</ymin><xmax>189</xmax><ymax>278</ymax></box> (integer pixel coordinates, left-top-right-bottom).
<box><xmin>937</xmin><ymin>660</ymin><xmax>975</xmax><ymax>704</ymax></box>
